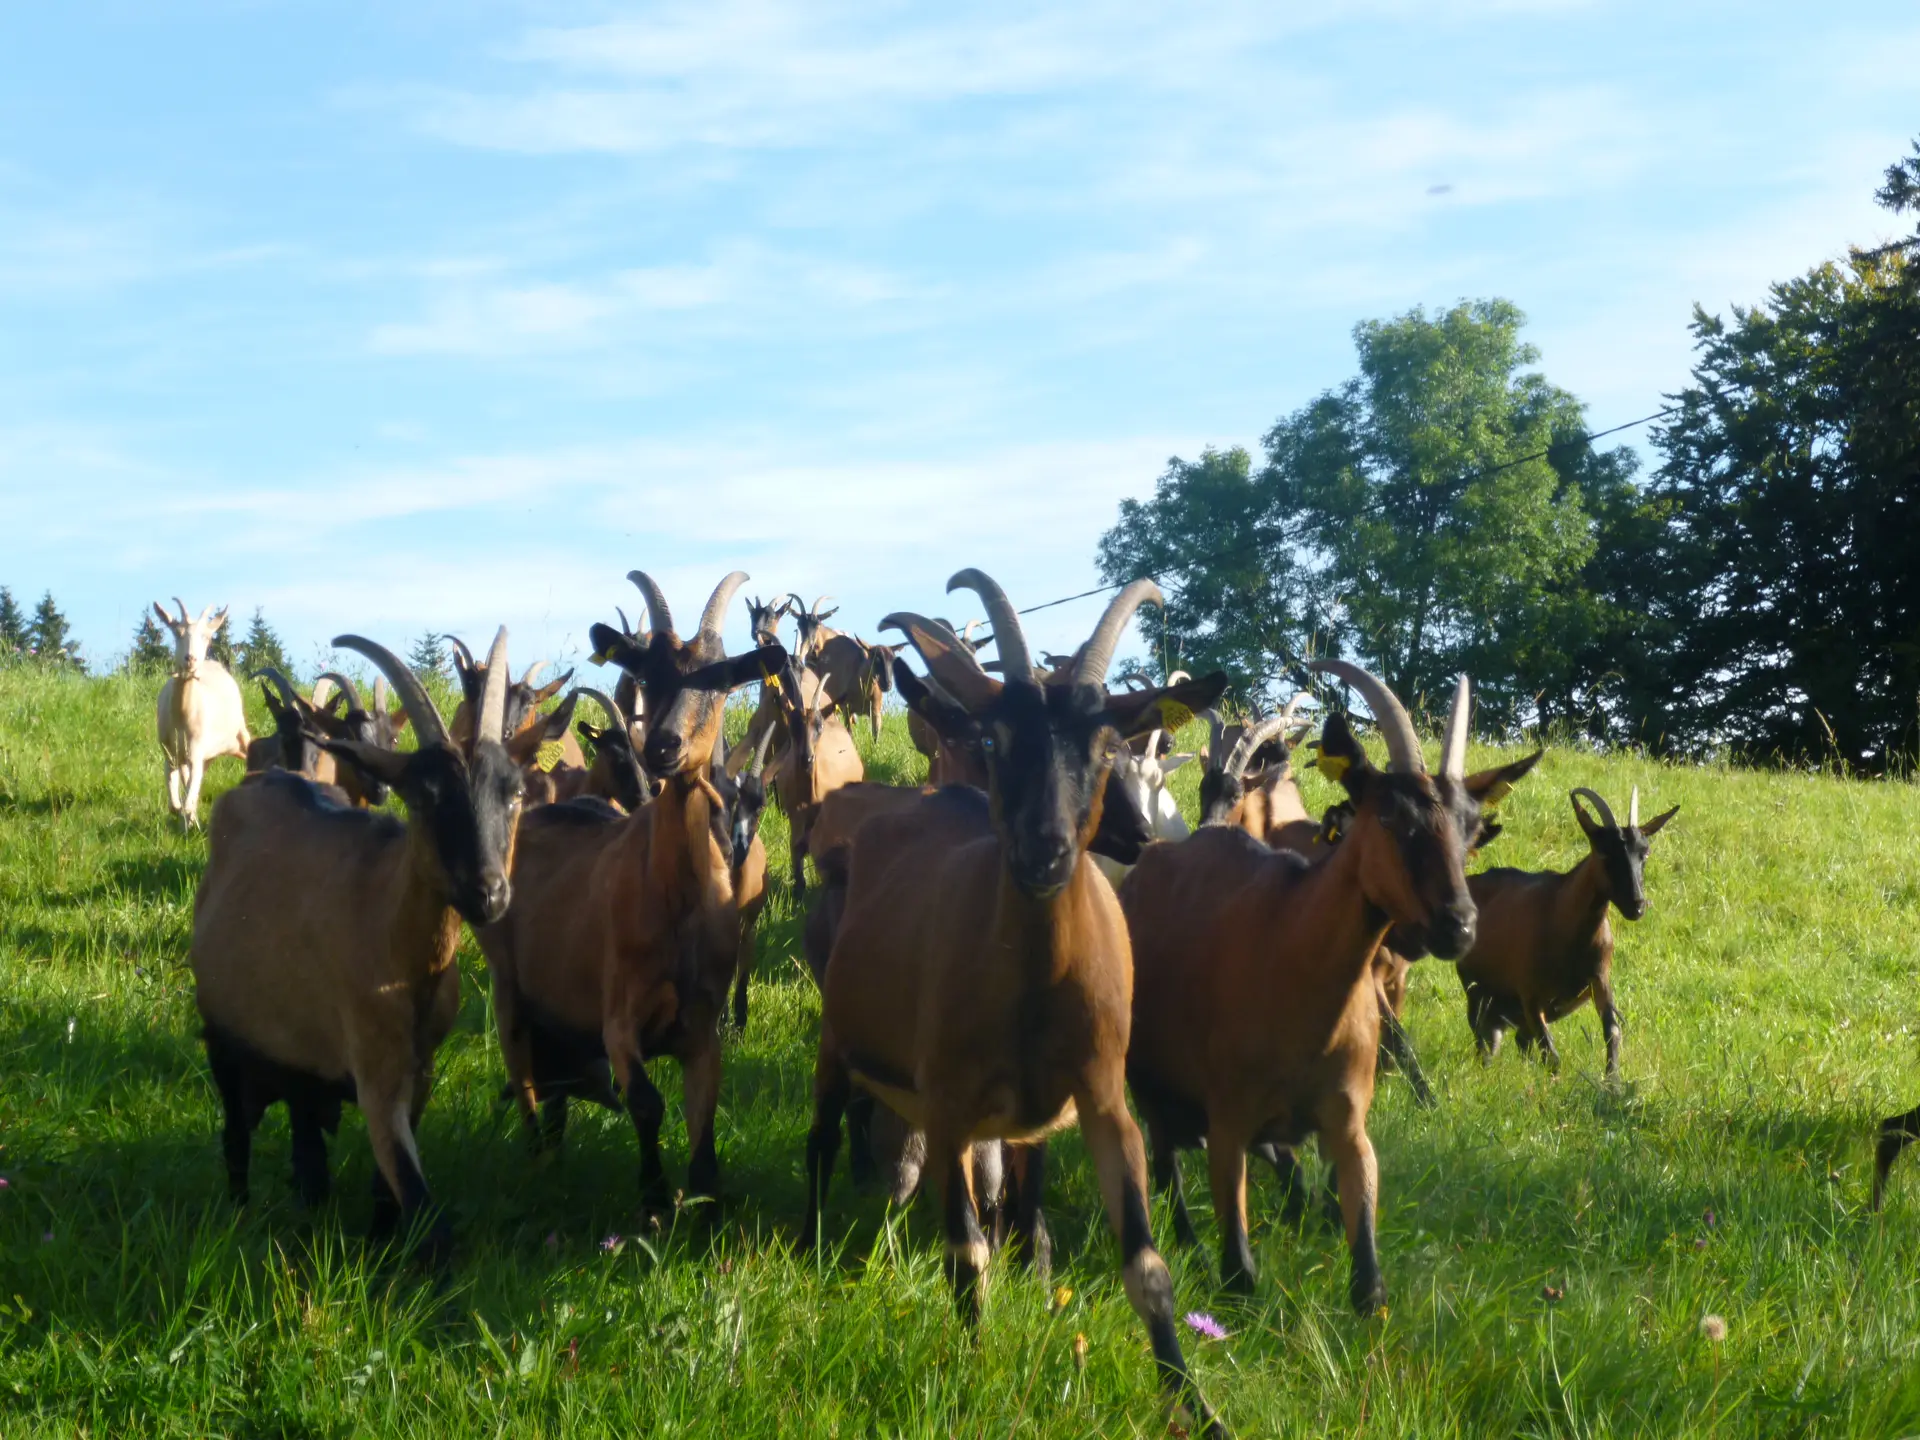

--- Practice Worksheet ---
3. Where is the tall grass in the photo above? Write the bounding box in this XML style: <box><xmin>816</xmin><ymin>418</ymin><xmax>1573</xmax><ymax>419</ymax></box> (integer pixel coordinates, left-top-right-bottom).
<box><xmin>3</xmin><ymin>667</ymin><xmax>1919</xmax><ymax>1436</ymax></box>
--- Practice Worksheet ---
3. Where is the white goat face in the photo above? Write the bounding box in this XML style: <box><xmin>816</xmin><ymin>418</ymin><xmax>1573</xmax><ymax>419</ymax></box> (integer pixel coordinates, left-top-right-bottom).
<box><xmin>155</xmin><ymin>601</ymin><xmax>228</xmax><ymax>666</ymax></box>
<box><xmin>1114</xmin><ymin>748</ymin><xmax>1193</xmax><ymax>844</ymax></box>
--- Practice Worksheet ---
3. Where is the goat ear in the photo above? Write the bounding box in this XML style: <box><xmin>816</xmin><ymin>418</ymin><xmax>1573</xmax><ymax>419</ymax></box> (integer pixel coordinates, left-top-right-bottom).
<box><xmin>1104</xmin><ymin>671</ymin><xmax>1229</xmax><ymax>739</ymax></box>
<box><xmin>530</xmin><ymin>671</ymin><xmax>572</xmax><ymax>705</ymax></box>
<box><xmin>315</xmin><ymin>735</ymin><xmax>411</xmax><ymax>788</ymax></box>
<box><xmin>684</xmin><ymin>644</ymin><xmax>789</xmax><ymax>694</ymax></box>
<box><xmin>589</xmin><ymin>623</ymin><xmax>648</xmax><ymax>672</ymax></box>
<box><xmin>1465</xmin><ymin>747</ymin><xmax>1543</xmax><ymax>807</ymax></box>
<box><xmin>1638</xmin><ymin>804</ymin><xmax>1679</xmax><ymax>838</ymax></box>
<box><xmin>387</xmin><ymin>709</ymin><xmax>410</xmax><ymax>734</ymax></box>
<box><xmin>1160</xmin><ymin>752</ymin><xmax>1196</xmax><ymax>775</ymax></box>
<box><xmin>1316</xmin><ymin>713</ymin><xmax>1375</xmax><ymax>795</ymax></box>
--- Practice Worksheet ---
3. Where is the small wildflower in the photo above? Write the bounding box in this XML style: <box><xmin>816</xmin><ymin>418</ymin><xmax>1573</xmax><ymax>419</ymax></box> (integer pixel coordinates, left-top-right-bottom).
<box><xmin>1694</xmin><ymin>1236</ymin><xmax>1708</xmax><ymax>1251</ymax></box>
<box><xmin>600</xmin><ymin>1234</ymin><xmax>623</xmax><ymax>1253</ymax></box>
<box><xmin>41</xmin><ymin>1230</ymin><xmax>54</xmax><ymax>1244</ymax></box>
<box><xmin>1051</xmin><ymin>1285</ymin><xmax>1074</xmax><ymax>1314</ymax></box>
<box><xmin>1071</xmin><ymin>1333</ymin><xmax>1088</xmax><ymax>1371</ymax></box>
<box><xmin>1541</xmin><ymin>1284</ymin><xmax>1564</xmax><ymax>1303</ymax></box>
<box><xmin>1703</xmin><ymin>1208</ymin><xmax>1717</xmax><ymax>1228</ymax></box>
<box><xmin>1700</xmin><ymin>1314</ymin><xmax>1728</xmax><ymax>1342</ymax></box>
<box><xmin>1183</xmin><ymin>1311</ymin><xmax>1227</xmax><ymax>1341</ymax></box>
<box><xmin>0</xmin><ymin>1176</ymin><xmax>9</xmax><ymax>1190</ymax></box>
<box><xmin>544</xmin><ymin>1232</ymin><xmax>560</xmax><ymax>1253</ymax></box>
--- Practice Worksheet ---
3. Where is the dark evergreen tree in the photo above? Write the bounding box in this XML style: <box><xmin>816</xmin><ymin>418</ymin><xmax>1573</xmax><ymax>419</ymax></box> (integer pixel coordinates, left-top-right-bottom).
<box><xmin>127</xmin><ymin>612</ymin><xmax>173</xmax><ymax>672</ymax></box>
<box><xmin>235</xmin><ymin>607</ymin><xmax>292</xmax><ymax>680</ymax></box>
<box><xmin>28</xmin><ymin>591</ymin><xmax>83</xmax><ymax>671</ymax></box>
<box><xmin>207</xmin><ymin>612</ymin><xmax>236</xmax><ymax>670</ymax></box>
<box><xmin>407</xmin><ymin>631</ymin><xmax>449</xmax><ymax>681</ymax></box>
<box><xmin>0</xmin><ymin>586</ymin><xmax>25</xmax><ymax>656</ymax></box>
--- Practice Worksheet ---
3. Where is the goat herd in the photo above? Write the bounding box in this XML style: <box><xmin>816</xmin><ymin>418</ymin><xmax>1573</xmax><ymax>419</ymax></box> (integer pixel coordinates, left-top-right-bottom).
<box><xmin>138</xmin><ymin>574</ymin><xmax>1917</xmax><ymax>1436</ymax></box>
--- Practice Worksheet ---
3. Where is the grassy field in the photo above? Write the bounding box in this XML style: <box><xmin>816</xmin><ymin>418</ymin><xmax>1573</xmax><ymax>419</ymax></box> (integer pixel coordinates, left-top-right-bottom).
<box><xmin>3</xmin><ymin>663</ymin><xmax>1920</xmax><ymax>1438</ymax></box>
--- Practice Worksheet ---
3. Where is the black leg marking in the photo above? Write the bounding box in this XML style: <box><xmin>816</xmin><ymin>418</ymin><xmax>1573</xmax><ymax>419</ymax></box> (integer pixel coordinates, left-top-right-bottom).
<box><xmin>1874</xmin><ymin>1102</ymin><xmax>1920</xmax><ymax>1211</ymax></box>
<box><xmin>205</xmin><ymin>1033</ymin><xmax>256</xmax><ymax>1206</ymax></box>
<box><xmin>288</xmin><ymin>1100</ymin><xmax>331</xmax><ymax>1208</ymax></box>
<box><xmin>942</xmin><ymin>1152</ymin><xmax>990</xmax><ymax>1325</ymax></box>
<box><xmin>801</xmin><ymin>1071</ymin><xmax>850</xmax><ymax>1251</ymax></box>
<box><xmin>623</xmin><ymin>1057</ymin><xmax>671</xmax><ymax>1212</ymax></box>
<box><xmin>846</xmin><ymin>1091</ymin><xmax>877</xmax><ymax>1190</ymax></box>
<box><xmin>1378</xmin><ymin>1007</ymin><xmax>1436</xmax><ymax>1108</ymax></box>
<box><xmin>1005</xmin><ymin>1142</ymin><xmax>1052</xmax><ymax>1278</ymax></box>
<box><xmin>1348</xmin><ymin>1190</ymin><xmax>1384</xmax><ymax>1316</ymax></box>
<box><xmin>1151</xmin><ymin>1127</ymin><xmax>1199</xmax><ymax>1249</ymax></box>
<box><xmin>1260</xmin><ymin>1142</ymin><xmax>1310</xmax><ymax>1229</ymax></box>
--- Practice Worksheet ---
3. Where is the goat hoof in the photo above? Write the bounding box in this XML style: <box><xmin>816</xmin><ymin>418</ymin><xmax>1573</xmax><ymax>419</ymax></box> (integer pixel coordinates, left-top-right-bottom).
<box><xmin>1220</xmin><ymin>1264</ymin><xmax>1256</xmax><ymax>1296</ymax></box>
<box><xmin>1349</xmin><ymin>1276</ymin><xmax>1386</xmax><ymax>1317</ymax></box>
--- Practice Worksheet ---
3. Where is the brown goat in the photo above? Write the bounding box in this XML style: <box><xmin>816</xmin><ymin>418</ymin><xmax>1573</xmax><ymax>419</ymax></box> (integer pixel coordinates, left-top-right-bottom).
<box><xmin>191</xmin><ymin>631</ymin><xmax>519</xmax><ymax>1252</ymax></box>
<box><xmin>1457</xmin><ymin>786</ymin><xmax>1677</xmax><ymax>1080</ymax></box>
<box><xmin>768</xmin><ymin>660</ymin><xmax>866</xmax><ymax>894</ymax></box>
<box><xmin>543</xmin><ymin>688</ymin><xmax>649</xmax><ymax>812</ymax></box>
<box><xmin>1122</xmin><ymin>665</ymin><xmax>1537</xmax><ymax>1309</ymax></box>
<box><xmin>803</xmin><ymin>572</ymin><xmax>1229</xmax><ymax>1436</ymax></box>
<box><xmin>475</xmin><ymin>571</ymin><xmax>784</xmax><ymax>1207</ymax></box>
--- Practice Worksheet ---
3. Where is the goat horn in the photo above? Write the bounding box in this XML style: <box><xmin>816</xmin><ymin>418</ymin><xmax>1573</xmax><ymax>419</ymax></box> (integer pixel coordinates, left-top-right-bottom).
<box><xmin>811</xmin><ymin>594</ymin><xmax>833</xmax><ymax>616</ymax></box>
<box><xmin>373</xmin><ymin>675</ymin><xmax>390</xmax><ymax>713</ymax></box>
<box><xmin>615</xmin><ymin>605</ymin><xmax>636</xmax><ymax>639</ymax></box>
<box><xmin>1278</xmin><ymin>690</ymin><xmax>1311</xmax><ymax>725</ymax></box>
<box><xmin>476</xmin><ymin>627</ymin><xmax>511</xmax><ymax>744</ymax></box>
<box><xmin>1226</xmin><ymin>713</ymin><xmax>1295</xmax><ymax>780</ymax></box>
<box><xmin>1440</xmin><ymin>675</ymin><xmax>1471</xmax><ymax>781</ymax></box>
<box><xmin>698</xmin><ymin>570</ymin><xmax>750</xmax><ymax>642</ymax></box>
<box><xmin>1167</xmin><ymin>668</ymin><xmax>1191</xmax><ymax>686</ymax></box>
<box><xmin>1571</xmin><ymin>787</ymin><xmax>1618</xmax><ymax>830</ymax></box>
<box><xmin>948</xmin><ymin>569</ymin><xmax>1034</xmax><ymax>686</ymax></box>
<box><xmin>250</xmin><ymin>666</ymin><xmax>303</xmax><ymax>711</ymax></box>
<box><xmin>1199</xmin><ymin>708</ymin><xmax>1229</xmax><ymax>769</ymax></box>
<box><xmin>1629</xmin><ymin>785</ymin><xmax>1640</xmax><ymax>828</ymax></box>
<box><xmin>1307</xmin><ymin>659</ymin><xmax>1425</xmax><ymax>774</ymax></box>
<box><xmin>519</xmin><ymin>660</ymin><xmax>549</xmax><ymax>688</ymax></box>
<box><xmin>314</xmin><ymin>670</ymin><xmax>363</xmax><ymax>713</ymax></box>
<box><xmin>748</xmin><ymin>718</ymin><xmax>779</xmax><ymax>778</ymax></box>
<box><xmin>443</xmin><ymin>634</ymin><xmax>475</xmax><ymax>672</ymax></box>
<box><xmin>572</xmin><ymin>686</ymin><xmax>625</xmax><ymax>732</ymax></box>
<box><xmin>333</xmin><ymin>635</ymin><xmax>451</xmax><ymax>750</ymax></box>
<box><xmin>627</xmin><ymin>571</ymin><xmax>675</xmax><ymax>636</ymax></box>
<box><xmin>1074</xmin><ymin>579</ymin><xmax>1164</xmax><ymax>691</ymax></box>
<box><xmin>172</xmin><ymin>597</ymin><xmax>189</xmax><ymax>624</ymax></box>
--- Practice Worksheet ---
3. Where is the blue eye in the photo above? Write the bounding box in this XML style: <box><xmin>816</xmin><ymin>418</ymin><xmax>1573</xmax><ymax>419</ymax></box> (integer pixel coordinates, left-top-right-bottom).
<box><xmin>980</xmin><ymin>734</ymin><xmax>996</xmax><ymax>754</ymax></box>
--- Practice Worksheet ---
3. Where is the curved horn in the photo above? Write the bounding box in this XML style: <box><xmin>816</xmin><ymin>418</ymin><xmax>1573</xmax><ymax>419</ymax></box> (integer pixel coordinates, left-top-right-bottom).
<box><xmin>1571</xmin><ymin>787</ymin><xmax>1619</xmax><ymax>830</ymax></box>
<box><xmin>1167</xmin><ymin>668</ymin><xmax>1191</xmax><ymax>686</ymax></box>
<box><xmin>1628</xmin><ymin>785</ymin><xmax>1640</xmax><ymax>829</ymax></box>
<box><xmin>747</xmin><ymin>719</ymin><xmax>779</xmax><ymax>778</ymax></box>
<box><xmin>476</xmin><ymin>627</ymin><xmax>510</xmax><ymax>744</ymax></box>
<box><xmin>519</xmin><ymin>660</ymin><xmax>549</xmax><ymax>689</ymax></box>
<box><xmin>1073</xmin><ymin>579</ymin><xmax>1164</xmax><ymax>691</ymax></box>
<box><xmin>171</xmin><ymin>597</ymin><xmax>190</xmax><ymax>624</ymax></box>
<box><xmin>811</xmin><ymin>594</ymin><xmax>833</xmax><ymax>617</ymax></box>
<box><xmin>314</xmin><ymin>670</ymin><xmax>364</xmax><ymax>713</ymax></box>
<box><xmin>1200</xmin><ymin>708</ymin><xmax>1229</xmax><ymax>769</ymax></box>
<box><xmin>1440</xmin><ymin>675</ymin><xmax>1471</xmax><ymax>781</ymax></box>
<box><xmin>572</xmin><ymin>686</ymin><xmax>626</xmax><ymax>732</ymax></box>
<box><xmin>698</xmin><ymin>570</ymin><xmax>750</xmax><ymax>641</ymax></box>
<box><xmin>615</xmin><ymin>605</ymin><xmax>637</xmax><ymax>639</ymax></box>
<box><xmin>442</xmin><ymin>634</ymin><xmax>475</xmax><ymax>671</ymax></box>
<box><xmin>250</xmin><ymin>666</ymin><xmax>303</xmax><ymax>711</ymax></box>
<box><xmin>332</xmin><ymin>635</ymin><xmax>451</xmax><ymax>750</ymax></box>
<box><xmin>373</xmin><ymin>675</ymin><xmax>391</xmax><ymax>713</ymax></box>
<box><xmin>1226</xmin><ymin>714</ymin><xmax>1295</xmax><ymax>779</ymax></box>
<box><xmin>947</xmin><ymin>569</ymin><xmax>1034</xmax><ymax>686</ymax></box>
<box><xmin>627</xmin><ymin>571</ymin><xmax>674</xmax><ymax>636</ymax></box>
<box><xmin>1307</xmin><ymin>659</ymin><xmax>1424</xmax><ymax>774</ymax></box>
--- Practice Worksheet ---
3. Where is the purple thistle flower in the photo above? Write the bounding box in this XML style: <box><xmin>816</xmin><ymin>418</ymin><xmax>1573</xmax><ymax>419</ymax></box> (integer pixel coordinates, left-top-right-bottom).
<box><xmin>0</xmin><ymin>1176</ymin><xmax>10</xmax><ymax>1190</ymax></box>
<box><xmin>600</xmin><ymin>1234</ymin><xmax>623</xmax><ymax>1253</ymax></box>
<box><xmin>1183</xmin><ymin>1311</ymin><xmax>1227</xmax><ymax>1340</ymax></box>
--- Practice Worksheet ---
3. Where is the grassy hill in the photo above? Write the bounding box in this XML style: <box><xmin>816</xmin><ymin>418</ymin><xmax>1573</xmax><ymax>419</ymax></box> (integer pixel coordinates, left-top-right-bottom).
<box><xmin>3</xmin><ymin>665</ymin><xmax>1918</xmax><ymax>1436</ymax></box>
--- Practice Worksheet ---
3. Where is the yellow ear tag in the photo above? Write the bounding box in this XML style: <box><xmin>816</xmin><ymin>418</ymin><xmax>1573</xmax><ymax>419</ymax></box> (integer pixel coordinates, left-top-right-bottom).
<box><xmin>590</xmin><ymin>648</ymin><xmax>613</xmax><ymax>665</ymax></box>
<box><xmin>1317</xmin><ymin>751</ymin><xmax>1351</xmax><ymax>783</ymax></box>
<box><xmin>761</xmin><ymin>668</ymin><xmax>782</xmax><ymax>692</ymax></box>
<box><xmin>537</xmin><ymin>740</ymin><xmax>565</xmax><ymax>773</ymax></box>
<box><xmin>1156</xmin><ymin>700</ymin><xmax>1194</xmax><ymax>733</ymax></box>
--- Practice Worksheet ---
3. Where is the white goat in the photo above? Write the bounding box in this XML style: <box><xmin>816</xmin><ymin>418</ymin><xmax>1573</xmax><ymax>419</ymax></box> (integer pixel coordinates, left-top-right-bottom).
<box><xmin>1092</xmin><ymin>727</ymin><xmax>1195</xmax><ymax>886</ymax></box>
<box><xmin>153</xmin><ymin>599</ymin><xmax>250</xmax><ymax>831</ymax></box>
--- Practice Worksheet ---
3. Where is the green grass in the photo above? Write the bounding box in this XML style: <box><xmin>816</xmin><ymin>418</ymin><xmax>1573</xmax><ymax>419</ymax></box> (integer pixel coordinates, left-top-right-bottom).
<box><xmin>4</xmin><ymin>665</ymin><xmax>1920</xmax><ymax>1437</ymax></box>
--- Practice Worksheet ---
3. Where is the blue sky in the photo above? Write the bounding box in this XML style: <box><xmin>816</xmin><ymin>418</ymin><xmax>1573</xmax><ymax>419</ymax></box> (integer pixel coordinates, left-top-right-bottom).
<box><xmin>1</xmin><ymin>1</ymin><xmax>1913</xmax><ymax>678</ymax></box>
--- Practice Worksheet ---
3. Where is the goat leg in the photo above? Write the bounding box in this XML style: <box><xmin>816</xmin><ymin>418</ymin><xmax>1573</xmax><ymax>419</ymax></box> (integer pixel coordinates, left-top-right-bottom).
<box><xmin>287</xmin><ymin>1099</ymin><xmax>331</xmax><ymax>1207</ymax></box>
<box><xmin>204</xmin><ymin>1031</ymin><xmax>256</xmax><ymax>1205</ymax></box>
<box><xmin>1149</xmin><ymin>1122</ymin><xmax>1199</xmax><ymax>1249</ymax></box>
<box><xmin>1205</xmin><ymin>1120</ymin><xmax>1257</xmax><ymax>1294</ymax></box>
<box><xmin>1526</xmin><ymin>1007</ymin><xmax>1562</xmax><ymax>1072</ymax></box>
<box><xmin>1082</xmin><ymin>1088</ymin><xmax>1226</xmax><ymax>1438</ymax></box>
<box><xmin>363</xmin><ymin>1088</ymin><xmax>450</xmax><ymax>1263</ymax></box>
<box><xmin>680</xmin><ymin>1028</ymin><xmax>724</xmax><ymax>1208</ymax></box>
<box><xmin>1464</xmin><ymin>981</ymin><xmax>1505</xmax><ymax>1063</ymax></box>
<box><xmin>801</xmin><ymin>1051</ymin><xmax>852</xmax><ymax>1249</ymax></box>
<box><xmin>1592</xmin><ymin>972</ymin><xmax>1623</xmax><ymax>1082</ymax></box>
<box><xmin>1317</xmin><ymin>1096</ymin><xmax>1385</xmax><ymax>1316</ymax></box>
<box><xmin>1003</xmin><ymin>1141</ymin><xmax>1051</xmax><ymax>1279</ymax></box>
<box><xmin>1257</xmin><ymin>1141</ymin><xmax>1310</xmax><ymax>1229</ymax></box>
<box><xmin>1377</xmin><ymin>1004</ymin><xmax>1435</xmax><ymax>1108</ymax></box>
<box><xmin>1873</xmin><ymin>1102</ymin><xmax>1920</xmax><ymax>1212</ymax></box>
<box><xmin>618</xmin><ymin>1052</ymin><xmax>673</xmax><ymax>1214</ymax></box>
<box><xmin>932</xmin><ymin>1137</ymin><xmax>991</xmax><ymax>1323</ymax></box>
